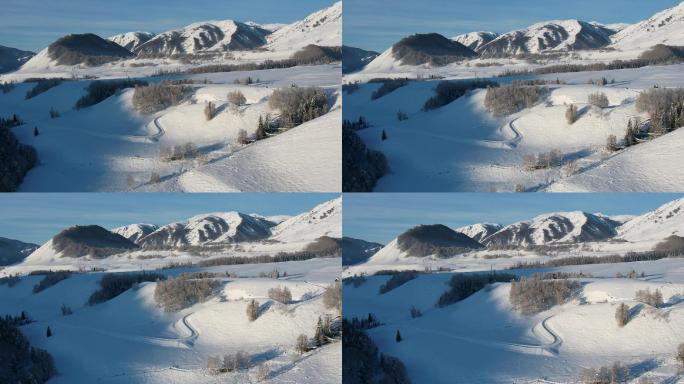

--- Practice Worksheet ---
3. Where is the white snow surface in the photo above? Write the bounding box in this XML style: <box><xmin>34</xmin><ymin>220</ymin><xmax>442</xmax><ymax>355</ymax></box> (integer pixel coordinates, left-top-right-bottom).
<box><xmin>1</xmin><ymin>258</ymin><xmax>341</xmax><ymax>384</ymax></box>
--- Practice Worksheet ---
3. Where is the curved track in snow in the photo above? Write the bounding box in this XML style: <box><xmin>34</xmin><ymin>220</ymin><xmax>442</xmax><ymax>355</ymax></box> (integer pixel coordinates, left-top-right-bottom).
<box><xmin>404</xmin><ymin>315</ymin><xmax>561</xmax><ymax>357</ymax></box>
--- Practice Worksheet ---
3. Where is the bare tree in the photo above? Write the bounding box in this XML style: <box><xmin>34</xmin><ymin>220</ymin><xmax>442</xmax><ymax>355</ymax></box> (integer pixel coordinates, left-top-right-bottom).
<box><xmin>246</xmin><ymin>299</ymin><xmax>259</xmax><ymax>321</ymax></box>
<box><xmin>565</xmin><ymin>104</ymin><xmax>578</xmax><ymax>124</ymax></box>
<box><xmin>615</xmin><ymin>303</ymin><xmax>629</xmax><ymax>327</ymax></box>
<box><xmin>296</xmin><ymin>334</ymin><xmax>309</xmax><ymax>354</ymax></box>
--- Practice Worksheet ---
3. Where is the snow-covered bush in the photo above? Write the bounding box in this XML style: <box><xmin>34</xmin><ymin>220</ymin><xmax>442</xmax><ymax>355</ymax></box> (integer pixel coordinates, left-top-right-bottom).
<box><xmin>75</xmin><ymin>79</ymin><xmax>148</xmax><ymax>109</ymax></box>
<box><xmin>509</xmin><ymin>276</ymin><xmax>579</xmax><ymax>315</ymax></box>
<box><xmin>208</xmin><ymin>351</ymin><xmax>250</xmax><ymax>373</ymax></box>
<box><xmin>323</xmin><ymin>281</ymin><xmax>342</xmax><ymax>312</ymax></box>
<box><xmin>484</xmin><ymin>84</ymin><xmax>546</xmax><ymax>116</ymax></box>
<box><xmin>580</xmin><ymin>361</ymin><xmax>630</xmax><ymax>384</ymax></box>
<box><xmin>88</xmin><ymin>272</ymin><xmax>165</xmax><ymax>305</ymax></box>
<box><xmin>423</xmin><ymin>79</ymin><xmax>498</xmax><ymax>111</ymax></box>
<box><xmin>437</xmin><ymin>272</ymin><xmax>515</xmax><ymax>307</ymax></box>
<box><xmin>269</xmin><ymin>86</ymin><xmax>329</xmax><ymax>128</ymax></box>
<box><xmin>132</xmin><ymin>83</ymin><xmax>189</xmax><ymax>113</ymax></box>
<box><xmin>25</xmin><ymin>79</ymin><xmax>62</xmax><ymax>99</ymax></box>
<box><xmin>565</xmin><ymin>103</ymin><xmax>578</xmax><ymax>124</ymax></box>
<box><xmin>32</xmin><ymin>271</ymin><xmax>71</xmax><ymax>294</ymax></box>
<box><xmin>296</xmin><ymin>334</ymin><xmax>309</xmax><ymax>354</ymax></box>
<box><xmin>154</xmin><ymin>276</ymin><xmax>218</xmax><ymax>312</ymax></box>
<box><xmin>615</xmin><ymin>303</ymin><xmax>629</xmax><ymax>327</ymax></box>
<box><xmin>588</xmin><ymin>92</ymin><xmax>610</xmax><ymax>108</ymax></box>
<box><xmin>522</xmin><ymin>150</ymin><xmax>563</xmax><ymax>171</ymax></box>
<box><xmin>635</xmin><ymin>288</ymin><xmax>664</xmax><ymax>307</ymax></box>
<box><xmin>246</xmin><ymin>299</ymin><xmax>259</xmax><ymax>321</ymax></box>
<box><xmin>227</xmin><ymin>90</ymin><xmax>246</xmax><ymax>106</ymax></box>
<box><xmin>160</xmin><ymin>143</ymin><xmax>199</xmax><ymax>162</ymax></box>
<box><xmin>267</xmin><ymin>286</ymin><xmax>292</xmax><ymax>303</ymax></box>
<box><xmin>204</xmin><ymin>101</ymin><xmax>216</xmax><ymax>120</ymax></box>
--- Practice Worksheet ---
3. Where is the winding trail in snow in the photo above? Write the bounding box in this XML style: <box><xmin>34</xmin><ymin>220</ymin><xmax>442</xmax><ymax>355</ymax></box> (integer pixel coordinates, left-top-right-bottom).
<box><xmin>481</xmin><ymin>118</ymin><xmax>523</xmax><ymax>149</ymax></box>
<box><xmin>402</xmin><ymin>315</ymin><xmax>561</xmax><ymax>357</ymax></box>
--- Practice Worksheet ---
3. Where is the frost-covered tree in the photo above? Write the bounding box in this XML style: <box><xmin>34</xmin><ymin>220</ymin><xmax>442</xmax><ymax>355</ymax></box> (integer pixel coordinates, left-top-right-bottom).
<box><xmin>615</xmin><ymin>303</ymin><xmax>629</xmax><ymax>327</ymax></box>
<box><xmin>606</xmin><ymin>134</ymin><xmax>618</xmax><ymax>152</ymax></box>
<box><xmin>588</xmin><ymin>92</ymin><xmax>610</xmax><ymax>108</ymax></box>
<box><xmin>323</xmin><ymin>281</ymin><xmax>341</xmax><ymax>312</ymax></box>
<box><xmin>246</xmin><ymin>299</ymin><xmax>259</xmax><ymax>321</ymax></box>
<box><xmin>227</xmin><ymin>90</ymin><xmax>246</xmax><ymax>106</ymax></box>
<box><xmin>268</xmin><ymin>286</ymin><xmax>292</xmax><ymax>303</ymax></box>
<box><xmin>237</xmin><ymin>129</ymin><xmax>249</xmax><ymax>145</ymax></box>
<box><xmin>204</xmin><ymin>101</ymin><xmax>216</xmax><ymax>120</ymax></box>
<box><xmin>565</xmin><ymin>104</ymin><xmax>578</xmax><ymax>124</ymax></box>
<box><xmin>296</xmin><ymin>334</ymin><xmax>309</xmax><ymax>354</ymax></box>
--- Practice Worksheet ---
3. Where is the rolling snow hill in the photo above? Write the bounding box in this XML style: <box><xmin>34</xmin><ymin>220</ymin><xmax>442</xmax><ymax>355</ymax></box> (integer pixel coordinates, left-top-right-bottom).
<box><xmin>617</xmin><ymin>197</ymin><xmax>684</xmax><ymax>242</ymax></box>
<box><xmin>265</xmin><ymin>1</ymin><xmax>341</xmax><ymax>54</ymax></box>
<box><xmin>271</xmin><ymin>197</ymin><xmax>341</xmax><ymax>243</ymax></box>
<box><xmin>611</xmin><ymin>2</ymin><xmax>684</xmax><ymax>53</ymax></box>
<box><xmin>24</xmin><ymin>34</ymin><xmax>134</xmax><ymax>69</ymax></box>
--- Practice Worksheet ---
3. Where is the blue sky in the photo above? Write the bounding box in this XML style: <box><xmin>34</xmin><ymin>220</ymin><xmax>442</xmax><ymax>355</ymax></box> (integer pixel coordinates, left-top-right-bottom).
<box><xmin>344</xmin><ymin>0</ymin><xmax>682</xmax><ymax>52</ymax></box>
<box><xmin>0</xmin><ymin>193</ymin><xmax>338</xmax><ymax>244</ymax></box>
<box><xmin>344</xmin><ymin>193</ymin><xmax>684</xmax><ymax>244</ymax></box>
<box><xmin>1</xmin><ymin>0</ymin><xmax>335</xmax><ymax>52</ymax></box>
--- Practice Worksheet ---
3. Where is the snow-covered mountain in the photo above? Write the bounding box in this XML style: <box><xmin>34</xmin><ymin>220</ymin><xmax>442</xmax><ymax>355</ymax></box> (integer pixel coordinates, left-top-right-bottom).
<box><xmin>137</xmin><ymin>212</ymin><xmax>273</xmax><ymax>248</ymax></box>
<box><xmin>266</xmin><ymin>1</ymin><xmax>341</xmax><ymax>52</ymax></box>
<box><xmin>134</xmin><ymin>21</ymin><xmax>269</xmax><ymax>56</ymax></box>
<box><xmin>478</xmin><ymin>20</ymin><xmax>614</xmax><ymax>56</ymax></box>
<box><xmin>611</xmin><ymin>2</ymin><xmax>684</xmax><ymax>52</ymax></box>
<box><xmin>0</xmin><ymin>45</ymin><xmax>35</xmax><ymax>73</ymax></box>
<box><xmin>454</xmin><ymin>223</ymin><xmax>503</xmax><ymax>243</ymax></box>
<box><xmin>342</xmin><ymin>45</ymin><xmax>380</xmax><ymax>74</ymax></box>
<box><xmin>21</xmin><ymin>33</ymin><xmax>134</xmax><ymax>70</ymax></box>
<box><xmin>0</xmin><ymin>237</ymin><xmax>39</xmax><ymax>266</ymax></box>
<box><xmin>271</xmin><ymin>197</ymin><xmax>342</xmax><ymax>243</ymax></box>
<box><xmin>618</xmin><ymin>198</ymin><xmax>684</xmax><ymax>242</ymax></box>
<box><xmin>341</xmin><ymin>237</ymin><xmax>383</xmax><ymax>265</ymax></box>
<box><xmin>111</xmin><ymin>223</ymin><xmax>159</xmax><ymax>244</ymax></box>
<box><xmin>108</xmin><ymin>32</ymin><xmax>156</xmax><ymax>52</ymax></box>
<box><xmin>452</xmin><ymin>31</ymin><xmax>499</xmax><ymax>51</ymax></box>
<box><xmin>483</xmin><ymin>212</ymin><xmax>621</xmax><ymax>247</ymax></box>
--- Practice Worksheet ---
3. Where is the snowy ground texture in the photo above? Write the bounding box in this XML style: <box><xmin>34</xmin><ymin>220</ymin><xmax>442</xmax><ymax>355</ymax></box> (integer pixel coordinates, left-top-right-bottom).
<box><xmin>344</xmin><ymin>63</ymin><xmax>684</xmax><ymax>192</ymax></box>
<box><xmin>0</xmin><ymin>258</ymin><xmax>341</xmax><ymax>384</ymax></box>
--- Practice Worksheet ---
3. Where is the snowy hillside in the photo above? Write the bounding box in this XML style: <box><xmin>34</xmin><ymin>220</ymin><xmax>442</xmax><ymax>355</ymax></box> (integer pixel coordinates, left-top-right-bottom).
<box><xmin>0</xmin><ymin>257</ymin><xmax>341</xmax><ymax>384</ymax></box>
<box><xmin>618</xmin><ymin>197</ymin><xmax>684</xmax><ymax>242</ymax></box>
<box><xmin>478</xmin><ymin>20</ymin><xmax>614</xmax><ymax>56</ymax></box>
<box><xmin>454</xmin><ymin>223</ymin><xmax>502</xmax><ymax>243</ymax></box>
<box><xmin>271</xmin><ymin>197</ymin><xmax>341</xmax><ymax>243</ymax></box>
<box><xmin>134</xmin><ymin>21</ymin><xmax>268</xmax><ymax>56</ymax></box>
<box><xmin>0</xmin><ymin>237</ymin><xmax>39</xmax><ymax>266</ymax></box>
<box><xmin>266</xmin><ymin>1</ymin><xmax>341</xmax><ymax>54</ymax></box>
<box><xmin>452</xmin><ymin>31</ymin><xmax>499</xmax><ymax>51</ymax></box>
<box><xmin>611</xmin><ymin>2</ymin><xmax>684</xmax><ymax>53</ymax></box>
<box><xmin>0</xmin><ymin>45</ymin><xmax>35</xmax><ymax>73</ymax></box>
<box><xmin>137</xmin><ymin>212</ymin><xmax>273</xmax><ymax>248</ymax></box>
<box><xmin>111</xmin><ymin>223</ymin><xmax>159</xmax><ymax>244</ymax></box>
<box><xmin>484</xmin><ymin>211</ymin><xmax>620</xmax><ymax>247</ymax></box>
<box><xmin>108</xmin><ymin>32</ymin><xmax>155</xmax><ymax>52</ymax></box>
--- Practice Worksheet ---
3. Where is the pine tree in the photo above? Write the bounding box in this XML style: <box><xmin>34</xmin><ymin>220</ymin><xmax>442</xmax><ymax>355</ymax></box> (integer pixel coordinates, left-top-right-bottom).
<box><xmin>381</xmin><ymin>130</ymin><xmax>387</xmax><ymax>141</ymax></box>
<box><xmin>33</xmin><ymin>126</ymin><xmax>39</xmax><ymax>136</ymax></box>
<box><xmin>46</xmin><ymin>326</ymin><xmax>52</xmax><ymax>338</ymax></box>
<box><xmin>395</xmin><ymin>330</ymin><xmax>402</xmax><ymax>343</ymax></box>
